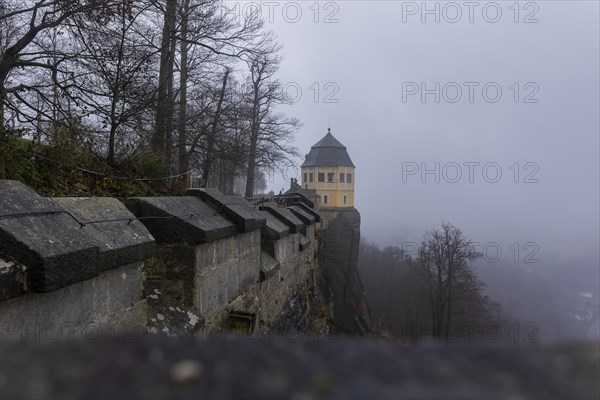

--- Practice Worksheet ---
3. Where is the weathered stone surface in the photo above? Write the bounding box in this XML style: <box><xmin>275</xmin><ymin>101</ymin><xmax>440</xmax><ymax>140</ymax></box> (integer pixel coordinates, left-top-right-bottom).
<box><xmin>53</xmin><ymin>197</ymin><xmax>155</xmax><ymax>272</ymax></box>
<box><xmin>1</xmin><ymin>336</ymin><xmax>597</xmax><ymax>400</ymax></box>
<box><xmin>288</xmin><ymin>206</ymin><xmax>316</xmax><ymax>225</ymax></box>
<box><xmin>0</xmin><ymin>262</ymin><xmax>146</xmax><ymax>343</ymax></box>
<box><xmin>194</xmin><ymin>232</ymin><xmax>261</xmax><ymax>331</ymax></box>
<box><xmin>0</xmin><ymin>181</ymin><xmax>101</xmax><ymax>292</ymax></box>
<box><xmin>145</xmin><ymin>245</ymin><xmax>201</xmax><ymax>336</ymax></box>
<box><xmin>260</xmin><ymin>205</ymin><xmax>304</xmax><ymax>234</ymax></box>
<box><xmin>186</xmin><ymin>188</ymin><xmax>266</xmax><ymax>233</ymax></box>
<box><xmin>261</xmin><ymin>212</ymin><xmax>290</xmax><ymax>241</ymax></box>
<box><xmin>299</xmin><ymin>235</ymin><xmax>311</xmax><ymax>251</ymax></box>
<box><xmin>0</xmin><ymin>180</ymin><xmax>63</xmax><ymax>215</ymax></box>
<box><xmin>0</xmin><ymin>257</ymin><xmax>26</xmax><ymax>301</ymax></box>
<box><xmin>126</xmin><ymin>197</ymin><xmax>235</xmax><ymax>245</ymax></box>
<box><xmin>260</xmin><ymin>251</ymin><xmax>280</xmax><ymax>281</ymax></box>
<box><xmin>319</xmin><ymin>208</ymin><xmax>373</xmax><ymax>334</ymax></box>
<box><xmin>284</xmin><ymin>189</ymin><xmax>317</xmax><ymax>209</ymax></box>
<box><xmin>0</xmin><ymin>182</ymin><xmax>154</xmax><ymax>294</ymax></box>
<box><xmin>293</xmin><ymin>202</ymin><xmax>320</xmax><ymax>222</ymax></box>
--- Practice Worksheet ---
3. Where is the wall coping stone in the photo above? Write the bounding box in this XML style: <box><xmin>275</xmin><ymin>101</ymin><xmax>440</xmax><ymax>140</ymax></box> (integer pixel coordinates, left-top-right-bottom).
<box><xmin>261</xmin><ymin>212</ymin><xmax>291</xmax><ymax>240</ymax></box>
<box><xmin>259</xmin><ymin>206</ymin><xmax>304</xmax><ymax>234</ymax></box>
<box><xmin>53</xmin><ymin>197</ymin><xmax>155</xmax><ymax>273</ymax></box>
<box><xmin>288</xmin><ymin>206</ymin><xmax>316</xmax><ymax>226</ymax></box>
<box><xmin>185</xmin><ymin>188</ymin><xmax>266</xmax><ymax>233</ymax></box>
<box><xmin>0</xmin><ymin>180</ymin><xmax>156</xmax><ymax>295</ymax></box>
<box><xmin>293</xmin><ymin>202</ymin><xmax>321</xmax><ymax>222</ymax></box>
<box><xmin>0</xmin><ymin>181</ymin><xmax>102</xmax><ymax>292</ymax></box>
<box><xmin>126</xmin><ymin>196</ymin><xmax>236</xmax><ymax>245</ymax></box>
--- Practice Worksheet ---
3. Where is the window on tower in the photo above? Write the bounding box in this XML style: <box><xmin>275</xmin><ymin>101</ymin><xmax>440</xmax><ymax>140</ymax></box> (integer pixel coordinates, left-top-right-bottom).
<box><xmin>318</xmin><ymin>173</ymin><xmax>325</xmax><ymax>182</ymax></box>
<box><xmin>309</xmin><ymin>173</ymin><xmax>314</xmax><ymax>182</ymax></box>
<box><xmin>347</xmin><ymin>173</ymin><xmax>352</xmax><ymax>183</ymax></box>
<box><xmin>327</xmin><ymin>173</ymin><xmax>334</xmax><ymax>182</ymax></box>
<box><xmin>303</xmin><ymin>173</ymin><xmax>307</xmax><ymax>183</ymax></box>
<box><xmin>340</xmin><ymin>173</ymin><xmax>345</xmax><ymax>183</ymax></box>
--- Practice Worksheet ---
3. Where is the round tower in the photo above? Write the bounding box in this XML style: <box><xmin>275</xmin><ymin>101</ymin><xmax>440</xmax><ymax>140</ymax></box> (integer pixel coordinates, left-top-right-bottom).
<box><xmin>301</xmin><ymin>128</ymin><xmax>355</xmax><ymax>208</ymax></box>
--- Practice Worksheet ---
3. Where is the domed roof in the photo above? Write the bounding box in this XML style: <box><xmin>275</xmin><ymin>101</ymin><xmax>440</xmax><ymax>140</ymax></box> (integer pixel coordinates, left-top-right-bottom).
<box><xmin>301</xmin><ymin>129</ymin><xmax>355</xmax><ymax>168</ymax></box>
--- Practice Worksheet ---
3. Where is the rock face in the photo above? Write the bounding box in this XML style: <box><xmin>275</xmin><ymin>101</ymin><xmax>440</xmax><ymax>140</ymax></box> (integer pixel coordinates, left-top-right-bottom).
<box><xmin>319</xmin><ymin>208</ymin><xmax>373</xmax><ymax>334</ymax></box>
<box><xmin>1</xmin><ymin>336</ymin><xmax>598</xmax><ymax>399</ymax></box>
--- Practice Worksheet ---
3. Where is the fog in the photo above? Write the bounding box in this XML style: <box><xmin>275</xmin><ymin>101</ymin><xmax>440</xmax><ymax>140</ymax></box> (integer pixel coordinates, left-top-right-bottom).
<box><xmin>235</xmin><ymin>1</ymin><xmax>599</xmax><ymax>339</ymax></box>
<box><xmin>245</xmin><ymin>1</ymin><xmax>598</xmax><ymax>266</ymax></box>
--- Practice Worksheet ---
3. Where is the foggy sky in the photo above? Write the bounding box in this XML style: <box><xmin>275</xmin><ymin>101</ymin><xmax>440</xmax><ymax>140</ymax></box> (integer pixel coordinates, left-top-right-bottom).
<box><xmin>229</xmin><ymin>1</ymin><xmax>599</xmax><ymax>267</ymax></box>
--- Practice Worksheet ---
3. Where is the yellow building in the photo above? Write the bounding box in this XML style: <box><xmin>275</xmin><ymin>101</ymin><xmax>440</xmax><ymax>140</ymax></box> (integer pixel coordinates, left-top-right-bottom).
<box><xmin>301</xmin><ymin>128</ymin><xmax>355</xmax><ymax>208</ymax></box>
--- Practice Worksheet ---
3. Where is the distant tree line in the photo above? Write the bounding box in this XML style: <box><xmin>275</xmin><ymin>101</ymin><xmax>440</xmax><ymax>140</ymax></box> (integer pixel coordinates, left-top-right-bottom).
<box><xmin>359</xmin><ymin>223</ymin><xmax>502</xmax><ymax>342</ymax></box>
<box><xmin>0</xmin><ymin>0</ymin><xmax>300</xmax><ymax>195</ymax></box>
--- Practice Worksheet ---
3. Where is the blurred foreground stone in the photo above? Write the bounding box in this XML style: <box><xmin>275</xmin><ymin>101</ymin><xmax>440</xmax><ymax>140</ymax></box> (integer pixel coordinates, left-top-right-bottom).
<box><xmin>1</xmin><ymin>335</ymin><xmax>598</xmax><ymax>399</ymax></box>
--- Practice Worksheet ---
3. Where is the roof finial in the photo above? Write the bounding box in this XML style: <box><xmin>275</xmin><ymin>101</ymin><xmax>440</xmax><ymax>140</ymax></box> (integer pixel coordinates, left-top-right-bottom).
<box><xmin>328</xmin><ymin>119</ymin><xmax>331</xmax><ymax>133</ymax></box>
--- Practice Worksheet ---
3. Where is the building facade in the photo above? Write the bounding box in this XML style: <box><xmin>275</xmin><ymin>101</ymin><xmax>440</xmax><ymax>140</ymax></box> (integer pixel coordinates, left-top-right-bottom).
<box><xmin>301</xmin><ymin>129</ymin><xmax>355</xmax><ymax>208</ymax></box>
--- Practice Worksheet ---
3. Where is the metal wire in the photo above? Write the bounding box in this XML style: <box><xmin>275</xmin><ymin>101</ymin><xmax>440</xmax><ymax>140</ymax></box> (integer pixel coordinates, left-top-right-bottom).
<box><xmin>0</xmin><ymin>141</ymin><xmax>189</xmax><ymax>182</ymax></box>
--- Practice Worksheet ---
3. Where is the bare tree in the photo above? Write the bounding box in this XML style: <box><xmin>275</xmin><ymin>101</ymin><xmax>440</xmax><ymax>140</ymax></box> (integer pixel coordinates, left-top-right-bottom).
<box><xmin>67</xmin><ymin>1</ymin><xmax>157</xmax><ymax>165</ymax></box>
<box><xmin>200</xmin><ymin>67</ymin><xmax>229</xmax><ymax>187</ymax></box>
<box><xmin>416</xmin><ymin>222</ymin><xmax>481</xmax><ymax>339</ymax></box>
<box><xmin>154</xmin><ymin>0</ymin><xmax>266</xmax><ymax>167</ymax></box>
<box><xmin>152</xmin><ymin>0</ymin><xmax>177</xmax><ymax>160</ymax></box>
<box><xmin>0</xmin><ymin>1</ymin><xmax>130</xmax><ymax>141</ymax></box>
<box><xmin>243</xmin><ymin>51</ymin><xmax>300</xmax><ymax>197</ymax></box>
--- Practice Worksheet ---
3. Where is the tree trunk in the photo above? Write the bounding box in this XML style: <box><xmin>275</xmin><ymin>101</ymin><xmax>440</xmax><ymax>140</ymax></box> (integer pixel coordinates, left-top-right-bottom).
<box><xmin>245</xmin><ymin>78</ymin><xmax>261</xmax><ymax>198</ymax></box>
<box><xmin>201</xmin><ymin>69</ymin><xmax>230</xmax><ymax>187</ymax></box>
<box><xmin>0</xmin><ymin>86</ymin><xmax>5</xmax><ymax>142</ymax></box>
<box><xmin>177</xmin><ymin>0</ymin><xmax>190</xmax><ymax>175</ymax></box>
<box><xmin>165</xmin><ymin>26</ymin><xmax>177</xmax><ymax>171</ymax></box>
<box><xmin>153</xmin><ymin>0</ymin><xmax>177</xmax><ymax>161</ymax></box>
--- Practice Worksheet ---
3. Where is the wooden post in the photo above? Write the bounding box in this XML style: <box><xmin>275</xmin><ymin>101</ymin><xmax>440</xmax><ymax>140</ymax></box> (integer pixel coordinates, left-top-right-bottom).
<box><xmin>187</xmin><ymin>169</ymin><xmax>192</xmax><ymax>188</ymax></box>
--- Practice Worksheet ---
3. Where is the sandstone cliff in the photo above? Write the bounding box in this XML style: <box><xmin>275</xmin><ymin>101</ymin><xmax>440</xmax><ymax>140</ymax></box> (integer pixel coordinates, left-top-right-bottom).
<box><xmin>319</xmin><ymin>208</ymin><xmax>373</xmax><ymax>334</ymax></box>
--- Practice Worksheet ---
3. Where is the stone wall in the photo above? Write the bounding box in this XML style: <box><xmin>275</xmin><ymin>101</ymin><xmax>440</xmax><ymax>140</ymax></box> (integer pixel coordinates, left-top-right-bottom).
<box><xmin>0</xmin><ymin>181</ymin><xmax>326</xmax><ymax>342</ymax></box>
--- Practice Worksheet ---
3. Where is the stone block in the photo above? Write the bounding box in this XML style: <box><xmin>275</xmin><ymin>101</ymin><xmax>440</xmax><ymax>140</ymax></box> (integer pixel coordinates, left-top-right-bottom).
<box><xmin>237</xmin><ymin>255</ymin><xmax>258</xmax><ymax>293</ymax></box>
<box><xmin>215</xmin><ymin>236</ymin><xmax>237</xmax><ymax>264</ymax></box>
<box><xmin>0</xmin><ymin>181</ymin><xmax>100</xmax><ymax>292</ymax></box>
<box><xmin>0</xmin><ymin>262</ymin><xmax>145</xmax><ymax>342</ymax></box>
<box><xmin>299</xmin><ymin>235</ymin><xmax>311</xmax><ymax>251</ymax></box>
<box><xmin>196</xmin><ymin>265</ymin><xmax>227</xmax><ymax>318</ymax></box>
<box><xmin>186</xmin><ymin>188</ymin><xmax>266</xmax><ymax>233</ymax></box>
<box><xmin>260</xmin><ymin>252</ymin><xmax>280</xmax><ymax>281</ymax></box>
<box><xmin>126</xmin><ymin>196</ymin><xmax>235</xmax><ymax>245</ymax></box>
<box><xmin>288</xmin><ymin>206</ymin><xmax>316</xmax><ymax>225</ymax></box>
<box><xmin>195</xmin><ymin>242</ymin><xmax>215</xmax><ymax>270</ymax></box>
<box><xmin>261</xmin><ymin>212</ymin><xmax>291</xmax><ymax>240</ymax></box>
<box><xmin>0</xmin><ymin>257</ymin><xmax>27</xmax><ymax>301</ymax></box>
<box><xmin>293</xmin><ymin>202</ymin><xmax>321</xmax><ymax>222</ymax></box>
<box><xmin>53</xmin><ymin>197</ymin><xmax>155</xmax><ymax>273</ymax></box>
<box><xmin>259</xmin><ymin>205</ymin><xmax>305</xmax><ymax>234</ymax></box>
